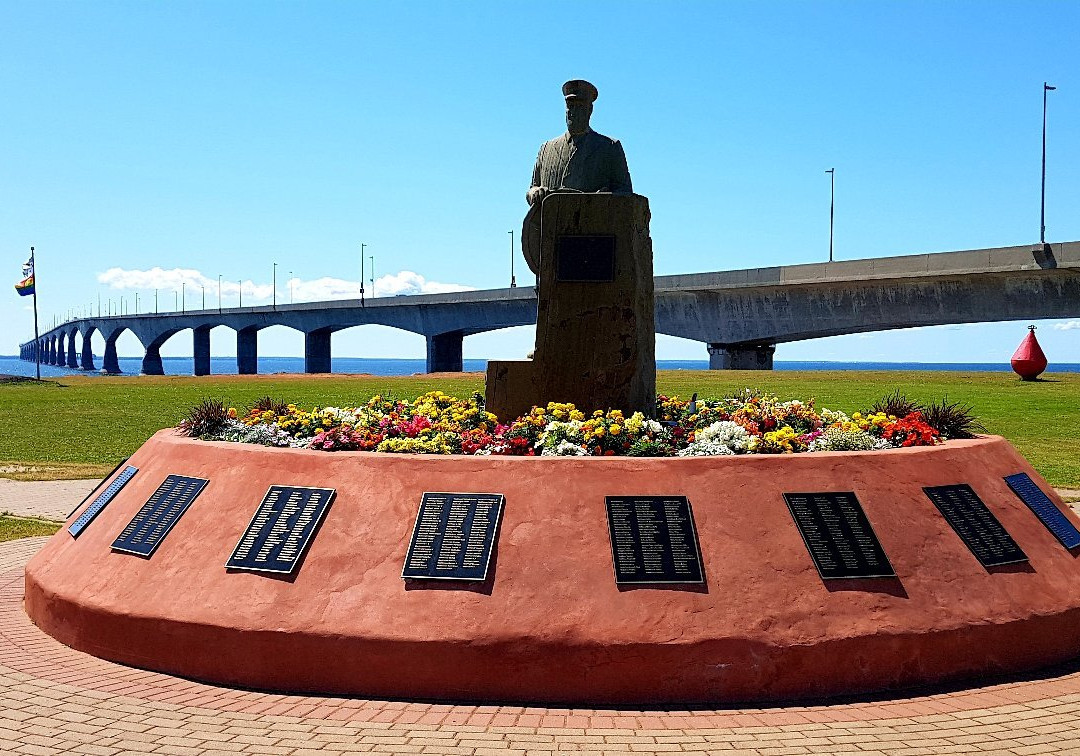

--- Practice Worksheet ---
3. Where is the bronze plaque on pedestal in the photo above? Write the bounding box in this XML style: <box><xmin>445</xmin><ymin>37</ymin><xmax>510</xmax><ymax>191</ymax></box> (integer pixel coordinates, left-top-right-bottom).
<box><xmin>402</xmin><ymin>492</ymin><xmax>504</xmax><ymax>580</ymax></box>
<box><xmin>924</xmin><ymin>484</ymin><xmax>1027</xmax><ymax>567</ymax></box>
<box><xmin>227</xmin><ymin>486</ymin><xmax>336</xmax><ymax>574</ymax></box>
<box><xmin>606</xmin><ymin>496</ymin><xmax>704</xmax><ymax>584</ymax></box>
<box><xmin>556</xmin><ymin>235</ymin><xmax>616</xmax><ymax>282</ymax></box>
<box><xmin>111</xmin><ymin>475</ymin><xmax>208</xmax><ymax>557</ymax></box>
<box><xmin>784</xmin><ymin>491</ymin><xmax>895</xmax><ymax>579</ymax></box>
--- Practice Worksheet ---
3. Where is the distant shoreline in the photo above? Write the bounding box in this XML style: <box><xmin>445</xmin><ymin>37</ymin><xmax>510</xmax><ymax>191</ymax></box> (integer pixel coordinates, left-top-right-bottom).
<box><xmin>2</xmin><ymin>354</ymin><xmax>1079</xmax><ymax>378</ymax></box>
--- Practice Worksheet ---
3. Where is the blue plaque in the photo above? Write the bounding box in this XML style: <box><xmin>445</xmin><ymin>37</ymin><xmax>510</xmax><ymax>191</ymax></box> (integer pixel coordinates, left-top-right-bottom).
<box><xmin>924</xmin><ymin>484</ymin><xmax>1027</xmax><ymax>567</ymax></box>
<box><xmin>68</xmin><ymin>465</ymin><xmax>138</xmax><ymax>538</ymax></box>
<box><xmin>1005</xmin><ymin>472</ymin><xmax>1080</xmax><ymax>549</ymax></box>
<box><xmin>226</xmin><ymin>486</ymin><xmax>336</xmax><ymax>574</ymax></box>
<box><xmin>402</xmin><ymin>492</ymin><xmax>504</xmax><ymax>580</ymax></box>
<box><xmin>111</xmin><ymin>474</ymin><xmax>208</xmax><ymax>557</ymax></box>
<box><xmin>784</xmin><ymin>492</ymin><xmax>896</xmax><ymax>580</ymax></box>
<box><xmin>606</xmin><ymin>496</ymin><xmax>705</xmax><ymax>584</ymax></box>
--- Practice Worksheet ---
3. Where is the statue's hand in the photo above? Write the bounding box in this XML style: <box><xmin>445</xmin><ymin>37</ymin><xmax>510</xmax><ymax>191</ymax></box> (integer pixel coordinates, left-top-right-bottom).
<box><xmin>526</xmin><ymin>186</ymin><xmax>549</xmax><ymax>206</ymax></box>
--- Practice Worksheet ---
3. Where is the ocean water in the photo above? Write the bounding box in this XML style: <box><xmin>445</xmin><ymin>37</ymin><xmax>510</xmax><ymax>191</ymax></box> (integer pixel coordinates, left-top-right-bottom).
<box><xmin>2</xmin><ymin>354</ymin><xmax>1078</xmax><ymax>379</ymax></box>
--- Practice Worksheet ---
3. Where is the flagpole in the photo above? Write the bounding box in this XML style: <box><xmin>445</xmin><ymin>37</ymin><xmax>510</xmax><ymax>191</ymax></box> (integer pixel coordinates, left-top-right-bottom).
<box><xmin>30</xmin><ymin>246</ymin><xmax>40</xmax><ymax>381</ymax></box>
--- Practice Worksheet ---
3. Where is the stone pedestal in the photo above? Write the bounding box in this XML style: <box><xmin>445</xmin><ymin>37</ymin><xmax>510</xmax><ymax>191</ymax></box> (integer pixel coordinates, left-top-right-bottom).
<box><xmin>486</xmin><ymin>193</ymin><xmax>654</xmax><ymax>420</ymax></box>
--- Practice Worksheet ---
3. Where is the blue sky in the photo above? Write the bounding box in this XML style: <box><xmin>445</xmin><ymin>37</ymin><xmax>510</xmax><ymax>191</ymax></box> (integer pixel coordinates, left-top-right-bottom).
<box><xmin>3</xmin><ymin>1</ymin><xmax>1078</xmax><ymax>364</ymax></box>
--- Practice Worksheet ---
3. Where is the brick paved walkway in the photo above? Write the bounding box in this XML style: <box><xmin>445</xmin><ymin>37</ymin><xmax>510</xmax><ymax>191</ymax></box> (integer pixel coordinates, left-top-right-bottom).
<box><xmin>5</xmin><ymin>539</ymin><xmax>1080</xmax><ymax>754</ymax></box>
<box><xmin>0</xmin><ymin>478</ymin><xmax>94</xmax><ymax>521</ymax></box>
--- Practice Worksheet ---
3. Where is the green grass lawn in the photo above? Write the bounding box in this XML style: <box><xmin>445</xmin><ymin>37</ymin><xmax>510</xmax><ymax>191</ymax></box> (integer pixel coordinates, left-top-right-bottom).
<box><xmin>0</xmin><ymin>514</ymin><xmax>61</xmax><ymax>542</ymax></box>
<box><xmin>1</xmin><ymin>370</ymin><xmax>1077</xmax><ymax>487</ymax></box>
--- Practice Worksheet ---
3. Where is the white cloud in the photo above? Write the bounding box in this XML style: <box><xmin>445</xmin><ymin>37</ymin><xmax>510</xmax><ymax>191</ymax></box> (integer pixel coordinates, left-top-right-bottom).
<box><xmin>374</xmin><ymin>271</ymin><xmax>473</xmax><ymax>296</ymax></box>
<box><xmin>1052</xmin><ymin>320</ymin><xmax>1080</xmax><ymax>331</ymax></box>
<box><xmin>96</xmin><ymin>266</ymin><xmax>474</xmax><ymax>303</ymax></box>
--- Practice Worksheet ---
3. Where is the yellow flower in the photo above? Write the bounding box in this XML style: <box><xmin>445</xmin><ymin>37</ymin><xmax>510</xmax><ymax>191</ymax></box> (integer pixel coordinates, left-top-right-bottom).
<box><xmin>610</xmin><ymin>425</ymin><xmax>622</xmax><ymax>435</ymax></box>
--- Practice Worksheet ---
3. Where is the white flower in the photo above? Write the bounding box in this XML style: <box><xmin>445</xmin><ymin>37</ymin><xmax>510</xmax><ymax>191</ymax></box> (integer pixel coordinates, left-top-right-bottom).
<box><xmin>809</xmin><ymin>427</ymin><xmax>884</xmax><ymax>452</ymax></box>
<box><xmin>677</xmin><ymin>420</ymin><xmax>750</xmax><ymax>456</ymax></box>
<box><xmin>541</xmin><ymin>440</ymin><xmax>588</xmax><ymax>456</ymax></box>
<box><xmin>538</xmin><ymin>419</ymin><xmax>584</xmax><ymax>453</ymax></box>
<box><xmin>677</xmin><ymin>441</ymin><xmax>736</xmax><ymax>457</ymax></box>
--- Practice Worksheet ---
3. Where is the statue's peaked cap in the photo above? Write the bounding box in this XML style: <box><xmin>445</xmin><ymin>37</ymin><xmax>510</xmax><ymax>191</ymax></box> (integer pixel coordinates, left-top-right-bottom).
<box><xmin>562</xmin><ymin>79</ymin><xmax>598</xmax><ymax>103</ymax></box>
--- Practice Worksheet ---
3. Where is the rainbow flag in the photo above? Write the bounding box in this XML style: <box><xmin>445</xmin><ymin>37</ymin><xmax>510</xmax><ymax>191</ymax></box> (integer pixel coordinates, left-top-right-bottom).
<box><xmin>15</xmin><ymin>274</ymin><xmax>34</xmax><ymax>296</ymax></box>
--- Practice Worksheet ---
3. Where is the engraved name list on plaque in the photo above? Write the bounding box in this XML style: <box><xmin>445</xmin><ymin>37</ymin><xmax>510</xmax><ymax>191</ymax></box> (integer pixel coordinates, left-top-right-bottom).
<box><xmin>227</xmin><ymin>485</ymin><xmax>336</xmax><ymax>575</ymax></box>
<box><xmin>402</xmin><ymin>492</ymin><xmax>504</xmax><ymax>581</ymax></box>
<box><xmin>605</xmin><ymin>496</ymin><xmax>705</xmax><ymax>584</ymax></box>
<box><xmin>68</xmin><ymin>464</ymin><xmax>138</xmax><ymax>538</ymax></box>
<box><xmin>784</xmin><ymin>491</ymin><xmax>895</xmax><ymax>580</ymax></box>
<box><xmin>923</xmin><ymin>484</ymin><xmax>1027</xmax><ymax>567</ymax></box>
<box><xmin>111</xmin><ymin>474</ymin><xmax>208</xmax><ymax>557</ymax></box>
<box><xmin>1005</xmin><ymin>472</ymin><xmax>1080</xmax><ymax>549</ymax></box>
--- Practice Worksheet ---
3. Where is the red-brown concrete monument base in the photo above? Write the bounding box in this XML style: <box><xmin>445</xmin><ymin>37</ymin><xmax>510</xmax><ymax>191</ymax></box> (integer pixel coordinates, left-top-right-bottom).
<box><xmin>23</xmin><ymin>431</ymin><xmax>1080</xmax><ymax>705</ymax></box>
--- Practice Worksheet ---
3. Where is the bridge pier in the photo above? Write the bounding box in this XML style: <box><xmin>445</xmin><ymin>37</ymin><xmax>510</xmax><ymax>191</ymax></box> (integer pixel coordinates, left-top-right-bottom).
<box><xmin>426</xmin><ymin>331</ymin><xmax>463</xmax><ymax>373</ymax></box>
<box><xmin>80</xmin><ymin>331</ymin><xmax>95</xmax><ymax>371</ymax></box>
<box><xmin>305</xmin><ymin>330</ymin><xmax>332</xmax><ymax>374</ymax></box>
<box><xmin>237</xmin><ymin>328</ymin><xmax>258</xmax><ymax>375</ymax></box>
<box><xmin>56</xmin><ymin>334</ymin><xmax>65</xmax><ymax>366</ymax></box>
<box><xmin>102</xmin><ymin>335</ymin><xmax>122</xmax><ymax>374</ymax></box>
<box><xmin>141</xmin><ymin>345</ymin><xmax>165</xmax><ymax>375</ymax></box>
<box><xmin>66</xmin><ymin>333</ymin><xmax>78</xmax><ymax>369</ymax></box>
<box><xmin>48</xmin><ymin>337</ymin><xmax>57</xmax><ymax>365</ymax></box>
<box><xmin>193</xmin><ymin>327</ymin><xmax>211</xmax><ymax>376</ymax></box>
<box><xmin>707</xmin><ymin>343</ymin><xmax>776</xmax><ymax>370</ymax></box>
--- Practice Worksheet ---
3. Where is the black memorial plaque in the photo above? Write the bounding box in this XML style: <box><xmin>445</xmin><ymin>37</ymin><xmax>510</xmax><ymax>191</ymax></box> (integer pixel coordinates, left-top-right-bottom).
<box><xmin>923</xmin><ymin>484</ymin><xmax>1027</xmax><ymax>567</ymax></box>
<box><xmin>1005</xmin><ymin>472</ymin><xmax>1080</xmax><ymax>549</ymax></box>
<box><xmin>402</xmin><ymin>492</ymin><xmax>504</xmax><ymax>580</ymax></box>
<box><xmin>556</xmin><ymin>235</ymin><xmax>616</xmax><ymax>282</ymax></box>
<box><xmin>605</xmin><ymin>496</ymin><xmax>705</xmax><ymax>584</ymax></box>
<box><xmin>226</xmin><ymin>485</ymin><xmax>336</xmax><ymax>574</ymax></box>
<box><xmin>111</xmin><ymin>474</ymin><xmax>208</xmax><ymax>557</ymax></box>
<box><xmin>68</xmin><ymin>465</ymin><xmax>138</xmax><ymax>538</ymax></box>
<box><xmin>784</xmin><ymin>492</ymin><xmax>895</xmax><ymax>579</ymax></box>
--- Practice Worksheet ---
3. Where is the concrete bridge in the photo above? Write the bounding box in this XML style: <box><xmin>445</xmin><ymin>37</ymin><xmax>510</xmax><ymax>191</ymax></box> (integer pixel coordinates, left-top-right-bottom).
<box><xmin>19</xmin><ymin>241</ymin><xmax>1080</xmax><ymax>374</ymax></box>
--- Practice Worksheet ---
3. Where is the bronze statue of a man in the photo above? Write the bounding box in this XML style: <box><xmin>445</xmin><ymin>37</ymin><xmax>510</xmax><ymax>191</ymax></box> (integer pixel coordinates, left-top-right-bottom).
<box><xmin>522</xmin><ymin>80</ymin><xmax>633</xmax><ymax>273</ymax></box>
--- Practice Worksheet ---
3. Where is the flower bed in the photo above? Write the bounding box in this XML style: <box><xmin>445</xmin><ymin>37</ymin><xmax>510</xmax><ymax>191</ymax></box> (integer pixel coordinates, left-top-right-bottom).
<box><xmin>178</xmin><ymin>390</ymin><xmax>976</xmax><ymax>457</ymax></box>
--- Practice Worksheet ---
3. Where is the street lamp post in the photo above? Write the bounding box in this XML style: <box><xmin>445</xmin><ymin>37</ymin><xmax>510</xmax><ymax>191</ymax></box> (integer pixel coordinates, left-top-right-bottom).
<box><xmin>509</xmin><ymin>230</ymin><xmax>516</xmax><ymax>288</ymax></box>
<box><xmin>218</xmin><ymin>275</ymin><xmax>222</xmax><ymax>313</ymax></box>
<box><xmin>360</xmin><ymin>243</ymin><xmax>366</xmax><ymax>305</ymax></box>
<box><xmin>135</xmin><ymin>293</ymin><xmax>139</xmax><ymax>314</ymax></box>
<box><xmin>273</xmin><ymin>262</ymin><xmax>277</xmax><ymax>310</ymax></box>
<box><xmin>369</xmin><ymin>255</ymin><xmax>374</xmax><ymax>297</ymax></box>
<box><xmin>239</xmin><ymin>281</ymin><xmax>242</xmax><ymax>308</ymax></box>
<box><xmin>201</xmin><ymin>285</ymin><xmax>205</xmax><ymax>310</ymax></box>
<box><xmin>154</xmin><ymin>289</ymin><xmax>158</xmax><ymax>314</ymax></box>
<box><xmin>289</xmin><ymin>271</ymin><xmax>294</xmax><ymax>304</ymax></box>
<box><xmin>174</xmin><ymin>290</ymin><xmax>178</xmax><ymax>312</ymax></box>
<box><xmin>182</xmin><ymin>282</ymin><xmax>186</xmax><ymax>313</ymax></box>
<box><xmin>1041</xmin><ymin>81</ymin><xmax>1056</xmax><ymax>245</ymax></box>
<box><xmin>825</xmin><ymin>168</ymin><xmax>835</xmax><ymax>262</ymax></box>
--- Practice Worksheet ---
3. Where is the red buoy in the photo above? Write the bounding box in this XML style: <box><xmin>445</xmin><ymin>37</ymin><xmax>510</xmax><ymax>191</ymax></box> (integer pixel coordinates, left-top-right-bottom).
<box><xmin>1011</xmin><ymin>325</ymin><xmax>1048</xmax><ymax>381</ymax></box>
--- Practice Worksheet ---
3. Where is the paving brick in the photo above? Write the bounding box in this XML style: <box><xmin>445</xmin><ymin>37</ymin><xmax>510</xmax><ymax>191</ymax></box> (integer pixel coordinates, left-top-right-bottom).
<box><xmin>8</xmin><ymin>536</ymin><xmax>1080</xmax><ymax>756</ymax></box>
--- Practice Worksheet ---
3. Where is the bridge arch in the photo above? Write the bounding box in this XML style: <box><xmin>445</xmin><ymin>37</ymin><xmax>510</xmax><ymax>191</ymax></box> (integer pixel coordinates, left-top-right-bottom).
<box><xmin>321</xmin><ymin>324</ymin><xmax>426</xmax><ymax>374</ymax></box>
<box><xmin>97</xmin><ymin>326</ymin><xmax>137</xmax><ymax>374</ymax></box>
<box><xmin>77</xmin><ymin>325</ymin><xmax>97</xmax><ymax>370</ymax></box>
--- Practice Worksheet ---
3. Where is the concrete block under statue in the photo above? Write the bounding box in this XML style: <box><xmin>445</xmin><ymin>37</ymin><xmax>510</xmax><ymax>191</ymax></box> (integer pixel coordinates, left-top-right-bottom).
<box><xmin>485</xmin><ymin>193</ymin><xmax>655</xmax><ymax>421</ymax></box>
